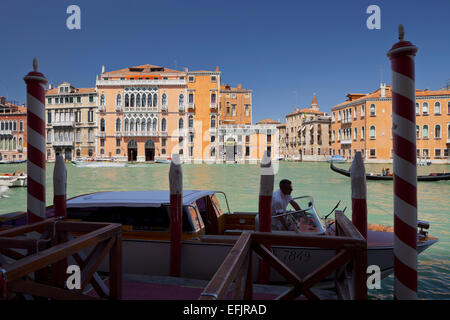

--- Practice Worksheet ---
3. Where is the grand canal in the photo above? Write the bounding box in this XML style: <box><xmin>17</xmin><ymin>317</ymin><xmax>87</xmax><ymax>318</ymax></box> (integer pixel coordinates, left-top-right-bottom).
<box><xmin>0</xmin><ymin>161</ymin><xmax>449</xmax><ymax>299</ymax></box>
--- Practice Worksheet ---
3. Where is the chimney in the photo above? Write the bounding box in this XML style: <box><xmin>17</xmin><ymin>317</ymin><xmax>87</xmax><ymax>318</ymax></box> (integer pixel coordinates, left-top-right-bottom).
<box><xmin>101</xmin><ymin>65</ymin><xmax>105</xmax><ymax>73</ymax></box>
<box><xmin>237</xmin><ymin>84</ymin><xmax>242</xmax><ymax>89</ymax></box>
<box><xmin>380</xmin><ymin>83</ymin><xmax>386</xmax><ymax>98</ymax></box>
<box><xmin>184</xmin><ymin>67</ymin><xmax>188</xmax><ymax>72</ymax></box>
<box><xmin>0</xmin><ymin>96</ymin><xmax>5</xmax><ymax>105</ymax></box>
<box><xmin>49</xmin><ymin>84</ymin><xmax>53</xmax><ymax>90</ymax></box>
<box><xmin>216</xmin><ymin>66</ymin><xmax>219</xmax><ymax>72</ymax></box>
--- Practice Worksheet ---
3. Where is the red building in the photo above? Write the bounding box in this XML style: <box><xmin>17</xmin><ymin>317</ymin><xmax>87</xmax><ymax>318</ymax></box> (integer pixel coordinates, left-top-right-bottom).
<box><xmin>0</xmin><ymin>96</ymin><xmax>27</xmax><ymax>162</ymax></box>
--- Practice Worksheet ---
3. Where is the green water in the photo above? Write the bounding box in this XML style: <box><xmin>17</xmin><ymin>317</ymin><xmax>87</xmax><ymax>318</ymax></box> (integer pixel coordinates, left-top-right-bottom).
<box><xmin>0</xmin><ymin>161</ymin><xmax>449</xmax><ymax>299</ymax></box>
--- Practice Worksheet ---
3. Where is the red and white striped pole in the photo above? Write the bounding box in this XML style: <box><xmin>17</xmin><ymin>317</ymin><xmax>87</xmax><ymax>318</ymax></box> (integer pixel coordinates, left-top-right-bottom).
<box><xmin>24</xmin><ymin>58</ymin><xmax>48</xmax><ymax>223</ymax></box>
<box><xmin>169</xmin><ymin>153</ymin><xmax>183</xmax><ymax>277</ymax></box>
<box><xmin>350</xmin><ymin>151</ymin><xmax>367</xmax><ymax>239</ymax></box>
<box><xmin>257</xmin><ymin>151</ymin><xmax>274</xmax><ymax>283</ymax></box>
<box><xmin>387</xmin><ymin>25</ymin><xmax>418</xmax><ymax>300</ymax></box>
<box><xmin>53</xmin><ymin>154</ymin><xmax>67</xmax><ymax>218</ymax></box>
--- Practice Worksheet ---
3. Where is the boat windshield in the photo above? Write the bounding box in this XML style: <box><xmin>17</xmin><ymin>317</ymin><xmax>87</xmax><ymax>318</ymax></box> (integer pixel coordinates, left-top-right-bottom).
<box><xmin>288</xmin><ymin>196</ymin><xmax>326</xmax><ymax>234</ymax></box>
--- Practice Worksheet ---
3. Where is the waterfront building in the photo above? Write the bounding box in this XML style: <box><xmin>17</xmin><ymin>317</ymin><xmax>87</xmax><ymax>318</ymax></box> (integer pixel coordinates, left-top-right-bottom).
<box><xmin>283</xmin><ymin>94</ymin><xmax>329</xmax><ymax>160</ymax></box>
<box><xmin>330</xmin><ymin>84</ymin><xmax>450</xmax><ymax>163</ymax></box>
<box><xmin>95</xmin><ymin>64</ymin><xmax>277</xmax><ymax>163</ymax></box>
<box><xmin>277</xmin><ymin>123</ymin><xmax>287</xmax><ymax>159</ymax></box>
<box><xmin>0</xmin><ymin>97</ymin><xmax>27</xmax><ymax>162</ymax></box>
<box><xmin>219</xmin><ymin>83</ymin><xmax>252</xmax><ymax>125</ymax></box>
<box><xmin>45</xmin><ymin>83</ymin><xmax>97</xmax><ymax>161</ymax></box>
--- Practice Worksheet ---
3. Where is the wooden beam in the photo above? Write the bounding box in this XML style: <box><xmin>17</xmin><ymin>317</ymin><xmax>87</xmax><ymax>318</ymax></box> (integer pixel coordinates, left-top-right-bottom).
<box><xmin>109</xmin><ymin>233</ymin><xmax>122</xmax><ymax>300</ymax></box>
<box><xmin>0</xmin><ymin>218</ymin><xmax>56</xmax><ymax>237</ymax></box>
<box><xmin>80</xmin><ymin>238</ymin><xmax>115</xmax><ymax>290</ymax></box>
<box><xmin>335</xmin><ymin>211</ymin><xmax>365</xmax><ymax>241</ymax></box>
<box><xmin>199</xmin><ymin>232</ymin><xmax>252</xmax><ymax>300</ymax></box>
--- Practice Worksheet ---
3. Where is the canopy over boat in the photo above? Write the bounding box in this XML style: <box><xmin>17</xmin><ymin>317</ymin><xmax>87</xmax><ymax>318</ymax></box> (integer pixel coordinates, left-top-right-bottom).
<box><xmin>67</xmin><ymin>190</ymin><xmax>215</xmax><ymax>208</ymax></box>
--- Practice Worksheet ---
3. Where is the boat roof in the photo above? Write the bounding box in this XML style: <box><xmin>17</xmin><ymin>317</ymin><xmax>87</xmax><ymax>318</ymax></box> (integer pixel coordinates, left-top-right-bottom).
<box><xmin>67</xmin><ymin>190</ymin><xmax>215</xmax><ymax>208</ymax></box>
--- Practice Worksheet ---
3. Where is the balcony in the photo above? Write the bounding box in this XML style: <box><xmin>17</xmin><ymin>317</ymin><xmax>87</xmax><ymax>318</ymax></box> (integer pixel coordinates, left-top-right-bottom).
<box><xmin>115</xmin><ymin>106</ymin><xmax>122</xmax><ymax>112</ymax></box>
<box><xmin>114</xmin><ymin>132</ymin><xmax>122</xmax><ymax>137</ymax></box>
<box><xmin>53</xmin><ymin>141</ymin><xmax>74</xmax><ymax>147</ymax></box>
<box><xmin>0</xmin><ymin>130</ymin><xmax>13</xmax><ymax>136</ymax></box>
<box><xmin>210</xmin><ymin>102</ymin><xmax>217</xmax><ymax>110</ymax></box>
<box><xmin>160</xmin><ymin>131</ymin><xmax>167</xmax><ymax>137</ymax></box>
<box><xmin>178</xmin><ymin>105</ymin><xmax>185</xmax><ymax>112</ymax></box>
<box><xmin>99</xmin><ymin>105</ymin><xmax>106</xmax><ymax>113</ymax></box>
<box><xmin>52</xmin><ymin>121</ymin><xmax>74</xmax><ymax>127</ymax></box>
<box><xmin>188</xmin><ymin>103</ymin><xmax>195</xmax><ymax>111</ymax></box>
<box><xmin>98</xmin><ymin>132</ymin><xmax>106</xmax><ymax>138</ymax></box>
<box><xmin>341</xmin><ymin>139</ymin><xmax>352</xmax><ymax>145</ymax></box>
<box><xmin>161</xmin><ymin>105</ymin><xmax>168</xmax><ymax>112</ymax></box>
<box><xmin>122</xmin><ymin>131</ymin><xmax>158</xmax><ymax>137</ymax></box>
<box><xmin>342</xmin><ymin>118</ymin><xmax>352</xmax><ymax>124</ymax></box>
<box><xmin>187</xmin><ymin>127</ymin><xmax>195</xmax><ymax>134</ymax></box>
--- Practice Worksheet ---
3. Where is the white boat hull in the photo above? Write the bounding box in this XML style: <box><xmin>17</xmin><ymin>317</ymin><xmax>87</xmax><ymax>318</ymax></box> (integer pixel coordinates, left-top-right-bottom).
<box><xmin>72</xmin><ymin>161</ymin><xmax>127</xmax><ymax>168</ymax></box>
<box><xmin>0</xmin><ymin>175</ymin><xmax>27</xmax><ymax>187</ymax></box>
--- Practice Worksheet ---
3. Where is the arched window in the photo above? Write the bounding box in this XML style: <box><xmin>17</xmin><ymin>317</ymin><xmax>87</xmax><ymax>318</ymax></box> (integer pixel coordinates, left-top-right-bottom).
<box><xmin>338</xmin><ymin>129</ymin><xmax>341</xmax><ymax>140</ymax></box>
<box><xmin>415</xmin><ymin>102</ymin><xmax>420</xmax><ymax>115</ymax></box>
<box><xmin>416</xmin><ymin>125</ymin><xmax>420</xmax><ymax>138</ymax></box>
<box><xmin>179</xmin><ymin>94</ymin><xmax>184</xmax><ymax>108</ymax></box>
<box><xmin>148</xmin><ymin>94</ymin><xmax>152</xmax><ymax>107</ymax></box>
<box><xmin>125</xmin><ymin>118</ymin><xmax>129</xmax><ymax>131</ymax></box>
<box><xmin>100</xmin><ymin>94</ymin><xmax>105</xmax><ymax>106</ymax></box>
<box><xmin>435</xmin><ymin>125</ymin><xmax>441</xmax><ymax>138</ymax></box>
<box><xmin>141</xmin><ymin>119</ymin><xmax>146</xmax><ymax>132</ymax></box>
<box><xmin>142</xmin><ymin>94</ymin><xmax>146</xmax><ymax>108</ymax></box>
<box><xmin>125</xmin><ymin>94</ymin><xmax>129</xmax><ymax>107</ymax></box>
<box><xmin>136</xmin><ymin>94</ymin><xmax>141</xmax><ymax>107</ymax></box>
<box><xmin>422</xmin><ymin>102</ymin><xmax>428</xmax><ymax>114</ymax></box>
<box><xmin>161</xmin><ymin>93</ymin><xmax>167</xmax><ymax>109</ymax></box>
<box><xmin>147</xmin><ymin>119</ymin><xmax>151</xmax><ymax>132</ymax></box>
<box><xmin>210</xmin><ymin>115</ymin><xmax>216</xmax><ymax>128</ymax></box>
<box><xmin>0</xmin><ymin>121</ymin><xmax>3</xmax><ymax>130</ymax></box>
<box><xmin>179</xmin><ymin>118</ymin><xmax>184</xmax><ymax>129</ymax></box>
<box><xmin>130</xmin><ymin>119</ymin><xmax>135</xmax><ymax>132</ymax></box>
<box><xmin>13</xmin><ymin>137</ymin><xmax>16</xmax><ymax>150</ymax></box>
<box><xmin>116</xmin><ymin>118</ymin><xmax>121</xmax><ymax>132</ymax></box>
<box><xmin>116</xmin><ymin>94</ymin><xmax>121</xmax><ymax>108</ymax></box>
<box><xmin>423</xmin><ymin>125</ymin><xmax>429</xmax><ymax>139</ymax></box>
<box><xmin>434</xmin><ymin>102</ymin><xmax>441</xmax><ymax>114</ymax></box>
<box><xmin>370</xmin><ymin>126</ymin><xmax>376</xmax><ymax>139</ymax></box>
<box><xmin>153</xmin><ymin>93</ymin><xmax>157</xmax><ymax>107</ymax></box>
<box><xmin>354</xmin><ymin>127</ymin><xmax>357</xmax><ymax>140</ymax></box>
<box><xmin>100</xmin><ymin>118</ymin><xmax>105</xmax><ymax>132</ymax></box>
<box><xmin>19</xmin><ymin>137</ymin><xmax>23</xmax><ymax>149</ymax></box>
<box><xmin>448</xmin><ymin>102</ymin><xmax>450</xmax><ymax>114</ymax></box>
<box><xmin>210</xmin><ymin>93</ymin><xmax>216</xmax><ymax>104</ymax></box>
<box><xmin>130</xmin><ymin>94</ymin><xmax>135</xmax><ymax>107</ymax></box>
<box><xmin>153</xmin><ymin>118</ymin><xmax>157</xmax><ymax>131</ymax></box>
<box><xmin>188</xmin><ymin>115</ymin><xmax>194</xmax><ymax>128</ymax></box>
<box><xmin>161</xmin><ymin>118</ymin><xmax>167</xmax><ymax>132</ymax></box>
<box><xmin>370</xmin><ymin>104</ymin><xmax>376</xmax><ymax>116</ymax></box>
<box><xmin>136</xmin><ymin>119</ymin><xmax>140</xmax><ymax>132</ymax></box>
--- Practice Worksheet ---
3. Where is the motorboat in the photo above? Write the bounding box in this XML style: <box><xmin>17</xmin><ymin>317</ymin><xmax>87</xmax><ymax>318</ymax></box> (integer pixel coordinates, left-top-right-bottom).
<box><xmin>327</xmin><ymin>155</ymin><xmax>346</xmax><ymax>163</ymax></box>
<box><xmin>0</xmin><ymin>170</ymin><xmax>27</xmax><ymax>187</ymax></box>
<box><xmin>0</xmin><ymin>159</ymin><xmax>26</xmax><ymax>164</ymax></box>
<box><xmin>10</xmin><ymin>189</ymin><xmax>433</xmax><ymax>286</ymax></box>
<box><xmin>71</xmin><ymin>160</ymin><xmax>127</xmax><ymax>168</ymax></box>
<box><xmin>330</xmin><ymin>162</ymin><xmax>450</xmax><ymax>181</ymax></box>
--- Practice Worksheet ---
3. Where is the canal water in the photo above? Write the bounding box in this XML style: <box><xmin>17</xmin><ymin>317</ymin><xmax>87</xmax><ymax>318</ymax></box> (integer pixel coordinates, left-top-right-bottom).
<box><xmin>0</xmin><ymin>161</ymin><xmax>449</xmax><ymax>299</ymax></box>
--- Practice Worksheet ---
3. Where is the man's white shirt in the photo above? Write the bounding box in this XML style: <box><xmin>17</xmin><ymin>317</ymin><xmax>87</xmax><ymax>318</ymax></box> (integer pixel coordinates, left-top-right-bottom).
<box><xmin>271</xmin><ymin>189</ymin><xmax>293</xmax><ymax>230</ymax></box>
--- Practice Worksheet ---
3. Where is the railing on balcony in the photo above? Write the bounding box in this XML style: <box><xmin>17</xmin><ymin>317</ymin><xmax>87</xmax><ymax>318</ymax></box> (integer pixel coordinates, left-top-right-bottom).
<box><xmin>53</xmin><ymin>140</ymin><xmax>74</xmax><ymax>147</ymax></box>
<box><xmin>51</xmin><ymin>121</ymin><xmax>74</xmax><ymax>127</ymax></box>
<box><xmin>98</xmin><ymin>132</ymin><xmax>106</xmax><ymax>138</ymax></box>
<box><xmin>210</xmin><ymin>102</ymin><xmax>217</xmax><ymax>109</ymax></box>
<box><xmin>122</xmin><ymin>131</ymin><xmax>158</xmax><ymax>137</ymax></box>
<box><xmin>160</xmin><ymin>131</ymin><xmax>167</xmax><ymax>136</ymax></box>
<box><xmin>0</xmin><ymin>130</ymin><xmax>13</xmax><ymax>136</ymax></box>
<box><xmin>115</xmin><ymin>106</ymin><xmax>122</xmax><ymax>112</ymax></box>
<box><xmin>114</xmin><ymin>131</ymin><xmax>122</xmax><ymax>137</ymax></box>
<box><xmin>188</xmin><ymin>103</ymin><xmax>195</xmax><ymax>111</ymax></box>
<box><xmin>187</xmin><ymin>127</ymin><xmax>195</xmax><ymax>134</ymax></box>
<box><xmin>96</xmin><ymin>78</ymin><xmax>186</xmax><ymax>86</ymax></box>
<box><xmin>341</xmin><ymin>139</ymin><xmax>352</xmax><ymax>145</ymax></box>
<box><xmin>99</xmin><ymin>105</ymin><xmax>106</xmax><ymax>113</ymax></box>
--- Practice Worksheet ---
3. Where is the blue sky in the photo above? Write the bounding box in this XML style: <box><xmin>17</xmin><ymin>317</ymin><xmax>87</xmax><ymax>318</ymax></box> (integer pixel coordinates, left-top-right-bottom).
<box><xmin>1</xmin><ymin>0</ymin><xmax>449</xmax><ymax>122</ymax></box>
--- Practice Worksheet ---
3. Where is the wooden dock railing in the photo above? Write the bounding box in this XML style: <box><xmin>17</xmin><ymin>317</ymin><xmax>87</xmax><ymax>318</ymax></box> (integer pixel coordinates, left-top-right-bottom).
<box><xmin>199</xmin><ymin>210</ymin><xmax>367</xmax><ymax>300</ymax></box>
<box><xmin>0</xmin><ymin>217</ymin><xmax>122</xmax><ymax>300</ymax></box>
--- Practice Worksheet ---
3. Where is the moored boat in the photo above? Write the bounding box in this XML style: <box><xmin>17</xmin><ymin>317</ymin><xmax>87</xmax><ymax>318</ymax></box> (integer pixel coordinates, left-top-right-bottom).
<box><xmin>0</xmin><ymin>170</ymin><xmax>27</xmax><ymax>187</ymax></box>
<box><xmin>330</xmin><ymin>162</ymin><xmax>450</xmax><ymax>182</ymax></box>
<box><xmin>327</xmin><ymin>155</ymin><xmax>346</xmax><ymax>163</ymax></box>
<box><xmin>71</xmin><ymin>160</ymin><xmax>127</xmax><ymax>168</ymax></box>
<box><xmin>26</xmin><ymin>189</ymin><xmax>436</xmax><ymax>285</ymax></box>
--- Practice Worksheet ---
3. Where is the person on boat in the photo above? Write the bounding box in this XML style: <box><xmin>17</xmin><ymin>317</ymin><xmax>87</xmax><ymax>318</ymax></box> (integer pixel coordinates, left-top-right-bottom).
<box><xmin>271</xmin><ymin>179</ymin><xmax>302</xmax><ymax>231</ymax></box>
<box><xmin>382</xmin><ymin>168</ymin><xmax>386</xmax><ymax>176</ymax></box>
<box><xmin>385</xmin><ymin>168</ymin><xmax>391</xmax><ymax>176</ymax></box>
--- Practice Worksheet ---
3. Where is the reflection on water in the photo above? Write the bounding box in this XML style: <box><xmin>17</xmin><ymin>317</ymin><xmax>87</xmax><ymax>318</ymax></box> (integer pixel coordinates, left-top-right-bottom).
<box><xmin>0</xmin><ymin>161</ymin><xmax>449</xmax><ymax>299</ymax></box>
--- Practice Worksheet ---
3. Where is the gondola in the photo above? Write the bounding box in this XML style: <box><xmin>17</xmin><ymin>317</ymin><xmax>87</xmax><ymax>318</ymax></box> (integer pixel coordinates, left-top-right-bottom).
<box><xmin>330</xmin><ymin>162</ymin><xmax>450</xmax><ymax>181</ymax></box>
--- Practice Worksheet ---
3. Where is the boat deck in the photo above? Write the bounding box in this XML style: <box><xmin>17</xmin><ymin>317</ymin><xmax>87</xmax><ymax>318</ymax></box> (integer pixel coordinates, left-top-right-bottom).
<box><xmin>86</xmin><ymin>274</ymin><xmax>338</xmax><ymax>300</ymax></box>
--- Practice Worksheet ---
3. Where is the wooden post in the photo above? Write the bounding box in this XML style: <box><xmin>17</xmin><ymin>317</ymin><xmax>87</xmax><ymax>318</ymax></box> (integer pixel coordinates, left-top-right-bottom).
<box><xmin>53</xmin><ymin>154</ymin><xmax>67</xmax><ymax>218</ymax></box>
<box><xmin>350</xmin><ymin>151</ymin><xmax>367</xmax><ymax>238</ymax></box>
<box><xmin>169</xmin><ymin>153</ymin><xmax>183</xmax><ymax>277</ymax></box>
<box><xmin>23</xmin><ymin>58</ymin><xmax>48</xmax><ymax>223</ymax></box>
<box><xmin>257</xmin><ymin>151</ymin><xmax>274</xmax><ymax>283</ymax></box>
<box><xmin>387</xmin><ymin>25</ymin><xmax>418</xmax><ymax>300</ymax></box>
<box><xmin>109</xmin><ymin>231</ymin><xmax>122</xmax><ymax>299</ymax></box>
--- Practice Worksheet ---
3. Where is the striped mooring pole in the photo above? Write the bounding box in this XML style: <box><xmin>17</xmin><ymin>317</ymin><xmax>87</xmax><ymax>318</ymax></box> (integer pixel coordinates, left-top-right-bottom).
<box><xmin>24</xmin><ymin>58</ymin><xmax>48</xmax><ymax>223</ymax></box>
<box><xmin>169</xmin><ymin>153</ymin><xmax>183</xmax><ymax>277</ymax></box>
<box><xmin>387</xmin><ymin>25</ymin><xmax>418</xmax><ymax>300</ymax></box>
<box><xmin>53</xmin><ymin>154</ymin><xmax>67</xmax><ymax>218</ymax></box>
<box><xmin>350</xmin><ymin>151</ymin><xmax>367</xmax><ymax>239</ymax></box>
<box><xmin>257</xmin><ymin>151</ymin><xmax>274</xmax><ymax>283</ymax></box>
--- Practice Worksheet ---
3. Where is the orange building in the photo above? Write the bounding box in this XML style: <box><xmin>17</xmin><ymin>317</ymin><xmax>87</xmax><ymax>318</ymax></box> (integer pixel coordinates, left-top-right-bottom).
<box><xmin>219</xmin><ymin>83</ymin><xmax>252</xmax><ymax>125</ymax></box>
<box><xmin>0</xmin><ymin>97</ymin><xmax>27</xmax><ymax>163</ymax></box>
<box><xmin>330</xmin><ymin>84</ymin><xmax>450</xmax><ymax>163</ymax></box>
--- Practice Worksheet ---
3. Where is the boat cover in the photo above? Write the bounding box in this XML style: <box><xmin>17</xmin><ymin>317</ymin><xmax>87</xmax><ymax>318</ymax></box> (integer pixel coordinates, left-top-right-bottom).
<box><xmin>67</xmin><ymin>190</ymin><xmax>215</xmax><ymax>208</ymax></box>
